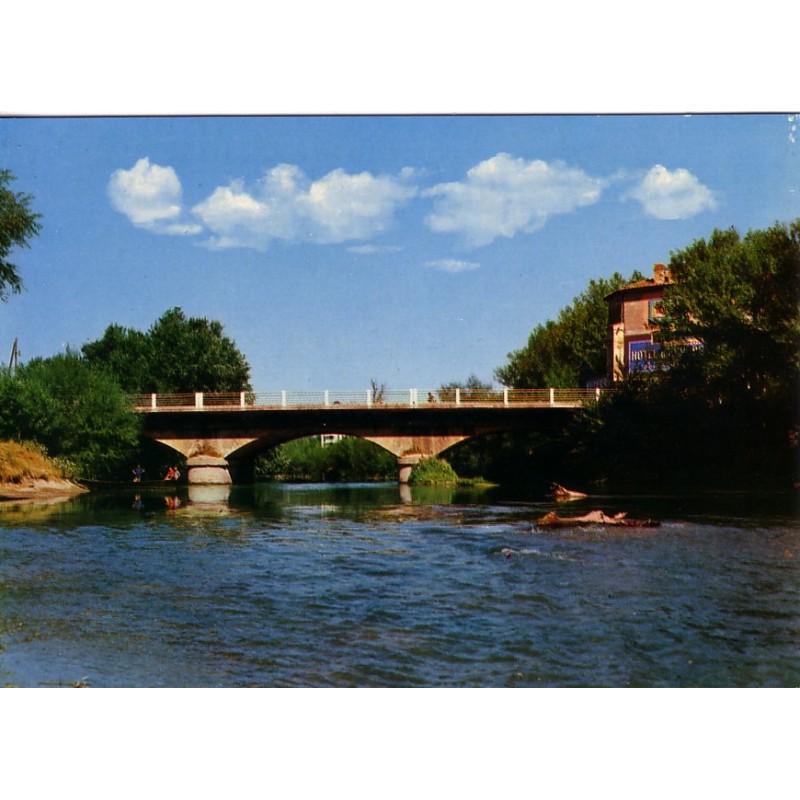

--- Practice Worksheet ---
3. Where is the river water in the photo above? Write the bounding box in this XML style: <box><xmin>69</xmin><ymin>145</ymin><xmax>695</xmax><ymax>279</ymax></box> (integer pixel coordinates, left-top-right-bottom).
<box><xmin>0</xmin><ymin>482</ymin><xmax>797</xmax><ymax>687</ymax></box>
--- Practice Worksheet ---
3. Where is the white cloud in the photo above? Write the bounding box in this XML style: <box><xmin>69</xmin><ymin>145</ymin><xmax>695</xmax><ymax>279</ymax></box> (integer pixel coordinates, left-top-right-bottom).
<box><xmin>628</xmin><ymin>164</ymin><xmax>717</xmax><ymax>219</ymax></box>
<box><xmin>192</xmin><ymin>165</ymin><xmax>417</xmax><ymax>250</ymax></box>
<box><xmin>160</xmin><ymin>222</ymin><xmax>204</xmax><ymax>236</ymax></box>
<box><xmin>190</xmin><ymin>182</ymin><xmax>275</xmax><ymax>250</ymax></box>
<box><xmin>423</xmin><ymin>153</ymin><xmax>604</xmax><ymax>246</ymax></box>
<box><xmin>108</xmin><ymin>157</ymin><xmax>184</xmax><ymax>229</ymax></box>
<box><xmin>347</xmin><ymin>244</ymin><xmax>403</xmax><ymax>254</ymax></box>
<box><xmin>426</xmin><ymin>258</ymin><xmax>480</xmax><ymax>273</ymax></box>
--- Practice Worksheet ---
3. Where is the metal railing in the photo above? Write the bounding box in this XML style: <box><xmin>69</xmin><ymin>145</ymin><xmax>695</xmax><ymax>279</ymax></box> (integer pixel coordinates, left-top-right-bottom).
<box><xmin>130</xmin><ymin>388</ymin><xmax>607</xmax><ymax>412</ymax></box>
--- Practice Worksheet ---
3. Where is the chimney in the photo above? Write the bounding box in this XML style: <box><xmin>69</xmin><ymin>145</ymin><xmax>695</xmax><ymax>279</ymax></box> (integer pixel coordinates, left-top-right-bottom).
<box><xmin>653</xmin><ymin>263</ymin><xmax>669</xmax><ymax>284</ymax></box>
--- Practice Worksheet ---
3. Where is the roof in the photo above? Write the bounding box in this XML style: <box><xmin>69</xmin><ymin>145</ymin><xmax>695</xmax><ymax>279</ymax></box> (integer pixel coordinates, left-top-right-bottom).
<box><xmin>604</xmin><ymin>264</ymin><xmax>672</xmax><ymax>301</ymax></box>
<box><xmin>604</xmin><ymin>278</ymin><xmax>667</xmax><ymax>301</ymax></box>
<box><xmin>622</xmin><ymin>278</ymin><xmax>658</xmax><ymax>291</ymax></box>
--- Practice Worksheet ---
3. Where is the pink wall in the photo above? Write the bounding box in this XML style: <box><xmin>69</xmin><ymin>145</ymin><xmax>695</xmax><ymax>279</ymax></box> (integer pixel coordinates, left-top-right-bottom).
<box><xmin>622</xmin><ymin>288</ymin><xmax>664</xmax><ymax>337</ymax></box>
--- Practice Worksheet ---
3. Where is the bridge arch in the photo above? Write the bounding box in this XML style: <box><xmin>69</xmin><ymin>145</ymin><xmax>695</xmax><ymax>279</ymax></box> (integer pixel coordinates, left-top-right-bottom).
<box><xmin>148</xmin><ymin>428</ymin><xmax>473</xmax><ymax>484</ymax></box>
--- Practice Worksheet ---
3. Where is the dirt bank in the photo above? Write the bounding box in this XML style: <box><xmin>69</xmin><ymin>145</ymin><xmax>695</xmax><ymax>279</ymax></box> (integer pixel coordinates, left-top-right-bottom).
<box><xmin>0</xmin><ymin>478</ymin><xmax>88</xmax><ymax>503</ymax></box>
<box><xmin>0</xmin><ymin>441</ymin><xmax>89</xmax><ymax>505</ymax></box>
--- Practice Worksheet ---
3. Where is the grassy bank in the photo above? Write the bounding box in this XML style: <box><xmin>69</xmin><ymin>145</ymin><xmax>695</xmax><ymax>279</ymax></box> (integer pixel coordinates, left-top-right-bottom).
<box><xmin>0</xmin><ymin>441</ymin><xmax>85</xmax><ymax>501</ymax></box>
<box><xmin>0</xmin><ymin>441</ymin><xmax>66</xmax><ymax>483</ymax></box>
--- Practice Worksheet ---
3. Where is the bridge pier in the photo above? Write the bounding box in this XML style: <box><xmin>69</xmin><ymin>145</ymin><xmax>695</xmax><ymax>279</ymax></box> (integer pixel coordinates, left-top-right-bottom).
<box><xmin>397</xmin><ymin>454</ymin><xmax>422</xmax><ymax>484</ymax></box>
<box><xmin>186</xmin><ymin>454</ymin><xmax>232</xmax><ymax>485</ymax></box>
<box><xmin>362</xmin><ymin>435</ymin><xmax>470</xmax><ymax>483</ymax></box>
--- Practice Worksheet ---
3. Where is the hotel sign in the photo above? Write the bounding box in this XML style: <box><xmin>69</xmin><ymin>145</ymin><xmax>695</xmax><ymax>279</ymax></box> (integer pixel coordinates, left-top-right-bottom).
<box><xmin>628</xmin><ymin>339</ymin><xmax>661</xmax><ymax>371</ymax></box>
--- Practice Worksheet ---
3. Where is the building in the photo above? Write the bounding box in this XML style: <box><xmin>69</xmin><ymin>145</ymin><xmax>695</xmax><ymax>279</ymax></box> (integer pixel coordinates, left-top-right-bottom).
<box><xmin>605</xmin><ymin>263</ymin><xmax>671</xmax><ymax>382</ymax></box>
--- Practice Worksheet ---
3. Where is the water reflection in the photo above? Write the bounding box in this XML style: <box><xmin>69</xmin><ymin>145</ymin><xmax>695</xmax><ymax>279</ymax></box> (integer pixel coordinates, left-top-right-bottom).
<box><xmin>188</xmin><ymin>484</ymin><xmax>231</xmax><ymax>506</ymax></box>
<box><xmin>1</xmin><ymin>481</ymin><xmax>797</xmax><ymax>529</ymax></box>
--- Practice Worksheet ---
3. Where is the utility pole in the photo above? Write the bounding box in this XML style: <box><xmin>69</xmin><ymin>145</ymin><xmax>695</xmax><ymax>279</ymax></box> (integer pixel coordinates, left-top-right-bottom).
<box><xmin>8</xmin><ymin>338</ymin><xmax>19</xmax><ymax>372</ymax></box>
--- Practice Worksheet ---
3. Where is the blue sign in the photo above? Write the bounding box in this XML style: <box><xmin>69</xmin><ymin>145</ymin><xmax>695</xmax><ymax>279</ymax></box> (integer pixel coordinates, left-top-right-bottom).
<box><xmin>628</xmin><ymin>340</ymin><xmax>661</xmax><ymax>372</ymax></box>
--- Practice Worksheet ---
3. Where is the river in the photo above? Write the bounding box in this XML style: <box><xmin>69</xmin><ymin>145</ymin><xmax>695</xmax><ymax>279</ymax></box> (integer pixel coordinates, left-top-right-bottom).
<box><xmin>0</xmin><ymin>482</ymin><xmax>797</xmax><ymax>687</ymax></box>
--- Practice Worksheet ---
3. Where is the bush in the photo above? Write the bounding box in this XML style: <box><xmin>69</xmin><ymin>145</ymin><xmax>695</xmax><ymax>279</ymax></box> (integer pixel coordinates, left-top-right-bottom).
<box><xmin>408</xmin><ymin>457</ymin><xmax>459</xmax><ymax>486</ymax></box>
<box><xmin>0</xmin><ymin>353</ymin><xmax>141</xmax><ymax>479</ymax></box>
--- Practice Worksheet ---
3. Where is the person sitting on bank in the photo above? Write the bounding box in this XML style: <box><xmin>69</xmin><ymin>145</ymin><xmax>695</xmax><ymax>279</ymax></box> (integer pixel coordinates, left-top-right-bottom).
<box><xmin>164</xmin><ymin>466</ymin><xmax>181</xmax><ymax>481</ymax></box>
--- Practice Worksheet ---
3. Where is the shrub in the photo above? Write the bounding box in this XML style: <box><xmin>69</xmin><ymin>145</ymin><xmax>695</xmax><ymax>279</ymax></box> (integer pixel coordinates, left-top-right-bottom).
<box><xmin>408</xmin><ymin>457</ymin><xmax>459</xmax><ymax>486</ymax></box>
<box><xmin>0</xmin><ymin>353</ymin><xmax>141</xmax><ymax>479</ymax></box>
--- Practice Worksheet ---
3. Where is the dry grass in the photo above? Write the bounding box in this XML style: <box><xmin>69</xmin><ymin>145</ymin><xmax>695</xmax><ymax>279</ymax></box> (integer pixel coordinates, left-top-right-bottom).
<box><xmin>0</xmin><ymin>441</ymin><xmax>64</xmax><ymax>484</ymax></box>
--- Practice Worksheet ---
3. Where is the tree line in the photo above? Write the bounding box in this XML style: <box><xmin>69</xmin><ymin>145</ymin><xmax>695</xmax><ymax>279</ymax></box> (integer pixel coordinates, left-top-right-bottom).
<box><xmin>0</xmin><ymin>308</ymin><xmax>253</xmax><ymax>479</ymax></box>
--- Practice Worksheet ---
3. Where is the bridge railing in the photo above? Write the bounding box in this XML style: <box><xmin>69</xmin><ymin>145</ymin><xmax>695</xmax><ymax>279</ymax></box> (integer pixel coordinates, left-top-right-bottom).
<box><xmin>130</xmin><ymin>388</ymin><xmax>607</xmax><ymax>411</ymax></box>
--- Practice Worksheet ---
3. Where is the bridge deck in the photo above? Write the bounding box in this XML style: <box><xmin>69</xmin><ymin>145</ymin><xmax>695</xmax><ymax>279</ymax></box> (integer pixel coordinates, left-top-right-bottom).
<box><xmin>132</xmin><ymin>388</ymin><xmax>605</xmax><ymax>412</ymax></box>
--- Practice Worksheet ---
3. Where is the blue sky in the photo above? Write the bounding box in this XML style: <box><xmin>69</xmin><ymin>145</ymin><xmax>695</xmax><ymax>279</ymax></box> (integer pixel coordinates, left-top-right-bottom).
<box><xmin>1</xmin><ymin>114</ymin><xmax>798</xmax><ymax>391</ymax></box>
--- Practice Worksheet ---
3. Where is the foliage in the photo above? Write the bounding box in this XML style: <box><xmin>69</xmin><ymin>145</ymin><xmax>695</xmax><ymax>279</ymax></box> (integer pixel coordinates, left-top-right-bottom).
<box><xmin>563</xmin><ymin>371</ymin><xmax>796</xmax><ymax>488</ymax></box>
<box><xmin>439</xmin><ymin>374</ymin><xmax>492</xmax><ymax>392</ymax></box>
<box><xmin>443</xmin><ymin>431</ymin><xmax>560</xmax><ymax>490</ymax></box>
<box><xmin>256</xmin><ymin>436</ymin><xmax>396</xmax><ymax>482</ymax></box>
<box><xmin>495</xmin><ymin>272</ymin><xmax>642</xmax><ymax>388</ymax></box>
<box><xmin>434</xmin><ymin>376</ymin><xmax>512</xmax><ymax>482</ymax></box>
<box><xmin>658</xmin><ymin>220</ymin><xmax>800</xmax><ymax>406</ymax></box>
<box><xmin>408</xmin><ymin>457</ymin><xmax>459</xmax><ymax>486</ymax></box>
<box><xmin>0</xmin><ymin>353</ymin><xmax>141</xmax><ymax>479</ymax></box>
<box><xmin>563</xmin><ymin>220</ymin><xmax>800</xmax><ymax>489</ymax></box>
<box><xmin>82</xmin><ymin>307</ymin><xmax>252</xmax><ymax>393</ymax></box>
<box><xmin>437</xmin><ymin>374</ymin><xmax>498</xmax><ymax>402</ymax></box>
<box><xmin>80</xmin><ymin>324</ymin><xmax>151</xmax><ymax>394</ymax></box>
<box><xmin>0</xmin><ymin>170</ymin><xmax>41</xmax><ymax>301</ymax></box>
<box><xmin>476</xmin><ymin>221</ymin><xmax>800</xmax><ymax>490</ymax></box>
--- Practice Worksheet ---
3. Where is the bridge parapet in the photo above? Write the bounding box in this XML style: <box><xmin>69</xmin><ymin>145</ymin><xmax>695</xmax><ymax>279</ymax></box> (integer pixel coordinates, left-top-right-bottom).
<box><xmin>131</xmin><ymin>387</ymin><xmax>606</xmax><ymax>412</ymax></box>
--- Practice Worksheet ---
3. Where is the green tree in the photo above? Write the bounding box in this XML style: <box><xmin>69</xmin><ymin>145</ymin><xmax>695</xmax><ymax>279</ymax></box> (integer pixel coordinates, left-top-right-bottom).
<box><xmin>658</xmin><ymin>221</ymin><xmax>800</xmax><ymax>405</ymax></box>
<box><xmin>437</xmin><ymin>374</ymin><xmax>495</xmax><ymax>402</ymax></box>
<box><xmin>496</xmin><ymin>272</ymin><xmax>642</xmax><ymax>388</ymax></box>
<box><xmin>79</xmin><ymin>323</ymin><xmax>151</xmax><ymax>393</ymax></box>
<box><xmin>565</xmin><ymin>220</ymin><xmax>800</xmax><ymax>489</ymax></box>
<box><xmin>0</xmin><ymin>352</ymin><xmax>141</xmax><ymax>478</ymax></box>
<box><xmin>0</xmin><ymin>170</ymin><xmax>41</xmax><ymax>300</ymax></box>
<box><xmin>83</xmin><ymin>307</ymin><xmax>252</xmax><ymax>394</ymax></box>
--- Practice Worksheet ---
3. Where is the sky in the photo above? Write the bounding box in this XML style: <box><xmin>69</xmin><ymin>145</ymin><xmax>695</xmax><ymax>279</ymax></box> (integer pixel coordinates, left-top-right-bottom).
<box><xmin>0</xmin><ymin>114</ymin><xmax>798</xmax><ymax>392</ymax></box>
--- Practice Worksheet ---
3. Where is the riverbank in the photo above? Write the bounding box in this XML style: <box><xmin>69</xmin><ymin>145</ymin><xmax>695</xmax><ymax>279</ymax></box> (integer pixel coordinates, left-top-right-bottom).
<box><xmin>0</xmin><ymin>477</ymin><xmax>88</xmax><ymax>503</ymax></box>
<box><xmin>0</xmin><ymin>441</ymin><xmax>87</xmax><ymax>503</ymax></box>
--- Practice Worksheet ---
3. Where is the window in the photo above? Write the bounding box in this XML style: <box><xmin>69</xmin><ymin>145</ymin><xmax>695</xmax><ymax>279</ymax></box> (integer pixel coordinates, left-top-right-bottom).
<box><xmin>648</xmin><ymin>298</ymin><xmax>664</xmax><ymax>323</ymax></box>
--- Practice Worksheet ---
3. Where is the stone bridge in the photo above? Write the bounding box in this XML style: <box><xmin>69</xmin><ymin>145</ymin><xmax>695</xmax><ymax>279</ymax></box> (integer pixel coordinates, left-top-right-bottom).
<box><xmin>133</xmin><ymin>389</ymin><xmax>603</xmax><ymax>483</ymax></box>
